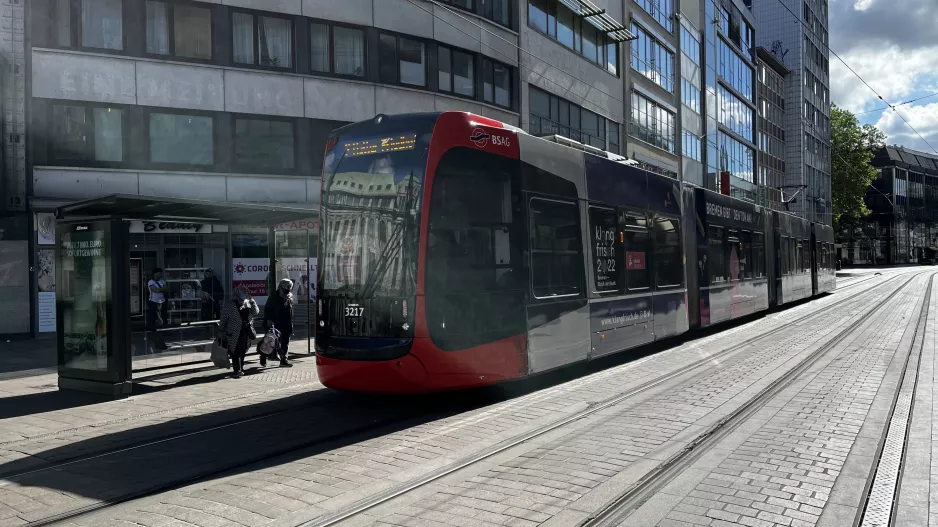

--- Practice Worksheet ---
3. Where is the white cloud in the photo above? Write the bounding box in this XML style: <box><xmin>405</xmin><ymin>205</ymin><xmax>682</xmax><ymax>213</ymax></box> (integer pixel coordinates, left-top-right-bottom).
<box><xmin>852</xmin><ymin>0</ymin><xmax>874</xmax><ymax>10</ymax></box>
<box><xmin>830</xmin><ymin>44</ymin><xmax>938</xmax><ymax>113</ymax></box>
<box><xmin>874</xmin><ymin>101</ymin><xmax>938</xmax><ymax>153</ymax></box>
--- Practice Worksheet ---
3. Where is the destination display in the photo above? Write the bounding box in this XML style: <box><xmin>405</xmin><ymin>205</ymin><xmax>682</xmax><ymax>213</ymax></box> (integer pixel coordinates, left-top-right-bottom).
<box><xmin>589</xmin><ymin>207</ymin><xmax>620</xmax><ymax>292</ymax></box>
<box><xmin>346</xmin><ymin>134</ymin><xmax>418</xmax><ymax>157</ymax></box>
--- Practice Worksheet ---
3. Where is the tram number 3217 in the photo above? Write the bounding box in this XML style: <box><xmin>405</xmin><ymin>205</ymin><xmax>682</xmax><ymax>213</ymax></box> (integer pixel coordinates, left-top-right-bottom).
<box><xmin>345</xmin><ymin>305</ymin><xmax>365</xmax><ymax>317</ymax></box>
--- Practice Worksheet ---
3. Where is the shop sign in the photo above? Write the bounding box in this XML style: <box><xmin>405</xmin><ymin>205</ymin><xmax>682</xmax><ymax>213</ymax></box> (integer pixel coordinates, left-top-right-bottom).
<box><xmin>129</xmin><ymin>221</ymin><xmax>212</xmax><ymax>234</ymax></box>
<box><xmin>275</xmin><ymin>219</ymin><xmax>319</xmax><ymax>231</ymax></box>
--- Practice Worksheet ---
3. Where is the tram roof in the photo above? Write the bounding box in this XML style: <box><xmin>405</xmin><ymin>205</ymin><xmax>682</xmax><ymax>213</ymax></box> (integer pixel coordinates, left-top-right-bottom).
<box><xmin>54</xmin><ymin>194</ymin><xmax>316</xmax><ymax>227</ymax></box>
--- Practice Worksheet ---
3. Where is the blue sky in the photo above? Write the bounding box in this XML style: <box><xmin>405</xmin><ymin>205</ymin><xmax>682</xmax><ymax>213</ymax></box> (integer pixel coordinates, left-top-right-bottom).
<box><xmin>828</xmin><ymin>0</ymin><xmax>938</xmax><ymax>153</ymax></box>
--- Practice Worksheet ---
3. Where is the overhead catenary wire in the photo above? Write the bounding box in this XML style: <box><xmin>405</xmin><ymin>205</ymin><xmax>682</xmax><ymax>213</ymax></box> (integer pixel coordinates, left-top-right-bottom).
<box><xmin>855</xmin><ymin>92</ymin><xmax>938</xmax><ymax>116</ymax></box>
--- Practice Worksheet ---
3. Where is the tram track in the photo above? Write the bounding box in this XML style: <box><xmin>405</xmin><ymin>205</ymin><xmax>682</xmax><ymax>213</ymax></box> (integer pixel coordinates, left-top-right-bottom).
<box><xmin>296</xmin><ymin>271</ymin><xmax>922</xmax><ymax>527</ymax></box>
<box><xmin>8</xmin><ymin>270</ymin><xmax>911</xmax><ymax>526</ymax></box>
<box><xmin>575</xmin><ymin>271</ymin><xmax>935</xmax><ymax>527</ymax></box>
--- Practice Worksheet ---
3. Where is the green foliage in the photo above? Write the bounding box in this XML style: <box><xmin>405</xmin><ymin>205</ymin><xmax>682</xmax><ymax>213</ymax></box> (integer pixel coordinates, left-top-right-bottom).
<box><xmin>831</xmin><ymin>104</ymin><xmax>883</xmax><ymax>225</ymax></box>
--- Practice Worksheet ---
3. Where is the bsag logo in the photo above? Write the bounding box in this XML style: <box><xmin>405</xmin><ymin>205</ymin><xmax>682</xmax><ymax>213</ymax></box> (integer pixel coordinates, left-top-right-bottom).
<box><xmin>470</xmin><ymin>128</ymin><xmax>511</xmax><ymax>148</ymax></box>
<box><xmin>470</xmin><ymin>128</ymin><xmax>490</xmax><ymax>147</ymax></box>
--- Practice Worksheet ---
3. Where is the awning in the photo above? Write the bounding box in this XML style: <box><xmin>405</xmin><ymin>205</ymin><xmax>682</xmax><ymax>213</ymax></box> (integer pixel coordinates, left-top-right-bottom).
<box><xmin>54</xmin><ymin>194</ymin><xmax>316</xmax><ymax>227</ymax></box>
<box><xmin>558</xmin><ymin>0</ymin><xmax>635</xmax><ymax>42</ymax></box>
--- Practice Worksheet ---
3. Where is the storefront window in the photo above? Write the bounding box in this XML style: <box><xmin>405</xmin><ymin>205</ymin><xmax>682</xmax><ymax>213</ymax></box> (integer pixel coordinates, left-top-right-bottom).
<box><xmin>58</xmin><ymin>222</ymin><xmax>111</xmax><ymax>371</ymax></box>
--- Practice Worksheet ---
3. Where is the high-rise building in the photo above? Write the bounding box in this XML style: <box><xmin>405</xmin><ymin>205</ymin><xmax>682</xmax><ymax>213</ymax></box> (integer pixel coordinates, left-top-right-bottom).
<box><xmin>755</xmin><ymin>46</ymin><xmax>788</xmax><ymax>212</ymax></box>
<box><xmin>747</xmin><ymin>0</ymin><xmax>831</xmax><ymax>224</ymax></box>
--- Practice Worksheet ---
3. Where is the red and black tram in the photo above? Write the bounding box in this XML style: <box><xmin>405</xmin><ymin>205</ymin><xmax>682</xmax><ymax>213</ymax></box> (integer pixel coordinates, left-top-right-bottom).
<box><xmin>315</xmin><ymin>111</ymin><xmax>836</xmax><ymax>393</ymax></box>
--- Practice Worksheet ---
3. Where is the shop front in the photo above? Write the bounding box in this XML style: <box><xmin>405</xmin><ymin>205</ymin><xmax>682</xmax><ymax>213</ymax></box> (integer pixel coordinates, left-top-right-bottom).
<box><xmin>53</xmin><ymin>195</ymin><xmax>316</xmax><ymax>396</ymax></box>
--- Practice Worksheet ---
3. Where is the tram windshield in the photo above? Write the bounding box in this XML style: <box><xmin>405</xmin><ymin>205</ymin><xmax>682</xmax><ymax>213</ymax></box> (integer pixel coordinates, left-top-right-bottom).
<box><xmin>319</xmin><ymin>118</ymin><xmax>432</xmax><ymax>298</ymax></box>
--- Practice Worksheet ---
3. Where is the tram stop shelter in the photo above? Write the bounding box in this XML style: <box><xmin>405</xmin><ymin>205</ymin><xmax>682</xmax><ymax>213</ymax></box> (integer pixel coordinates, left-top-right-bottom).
<box><xmin>53</xmin><ymin>194</ymin><xmax>316</xmax><ymax>398</ymax></box>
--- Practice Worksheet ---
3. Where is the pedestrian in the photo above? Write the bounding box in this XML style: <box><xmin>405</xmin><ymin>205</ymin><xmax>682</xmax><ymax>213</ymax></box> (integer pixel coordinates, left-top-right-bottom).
<box><xmin>200</xmin><ymin>268</ymin><xmax>224</xmax><ymax>321</ymax></box>
<box><xmin>219</xmin><ymin>284</ymin><xmax>259</xmax><ymax>378</ymax></box>
<box><xmin>263</xmin><ymin>278</ymin><xmax>295</xmax><ymax>368</ymax></box>
<box><xmin>146</xmin><ymin>268</ymin><xmax>169</xmax><ymax>351</ymax></box>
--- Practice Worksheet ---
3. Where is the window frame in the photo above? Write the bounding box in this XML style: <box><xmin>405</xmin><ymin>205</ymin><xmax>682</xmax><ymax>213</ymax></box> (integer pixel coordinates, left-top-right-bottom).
<box><xmin>309</xmin><ymin>18</ymin><xmax>368</xmax><ymax>79</ymax></box>
<box><xmin>144</xmin><ymin>107</ymin><xmax>218</xmax><ymax>170</ymax></box>
<box><xmin>231</xmin><ymin>113</ymin><xmax>299</xmax><ymax>174</ymax></box>
<box><xmin>528</xmin><ymin>196</ymin><xmax>585</xmax><ymax>300</ymax></box>
<box><xmin>378</xmin><ymin>31</ymin><xmax>430</xmax><ymax>89</ymax></box>
<box><xmin>230</xmin><ymin>8</ymin><xmax>296</xmax><ymax>71</ymax></box>
<box><xmin>621</xmin><ymin>208</ymin><xmax>651</xmax><ymax>293</ymax></box>
<box><xmin>588</xmin><ymin>205</ymin><xmax>624</xmax><ymax>295</ymax></box>
<box><xmin>527</xmin><ymin>0</ymin><xmax>619</xmax><ymax>76</ymax></box>
<box><xmin>48</xmin><ymin>101</ymin><xmax>130</xmax><ymax>168</ymax></box>
<box><xmin>438</xmin><ymin>43</ymin><xmax>476</xmax><ymax>99</ymax></box>
<box><xmin>144</xmin><ymin>0</ymin><xmax>214</xmax><ymax>62</ymax></box>
<box><xmin>652</xmin><ymin>214</ymin><xmax>684</xmax><ymax>290</ymax></box>
<box><xmin>482</xmin><ymin>57</ymin><xmax>514</xmax><ymax>109</ymax></box>
<box><xmin>59</xmin><ymin>0</ymin><xmax>127</xmax><ymax>53</ymax></box>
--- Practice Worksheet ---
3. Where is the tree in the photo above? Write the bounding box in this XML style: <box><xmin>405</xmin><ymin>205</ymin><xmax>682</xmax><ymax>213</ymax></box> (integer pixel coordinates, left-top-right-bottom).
<box><xmin>831</xmin><ymin>104</ymin><xmax>885</xmax><ymax>226</ymax></box>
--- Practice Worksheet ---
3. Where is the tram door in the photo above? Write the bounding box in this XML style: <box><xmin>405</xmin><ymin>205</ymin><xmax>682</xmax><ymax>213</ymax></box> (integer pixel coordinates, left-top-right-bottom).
<box><xmin>810</xmin><ymin>230</ymin><xmax>819</xmax><ymax>295</ymax></box>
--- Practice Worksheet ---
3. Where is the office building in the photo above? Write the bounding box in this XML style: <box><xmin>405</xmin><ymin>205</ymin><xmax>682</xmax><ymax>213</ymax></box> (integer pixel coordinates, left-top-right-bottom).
<box><xmin>755</xmin><ymin>46</ymin><xmax>787</xmax><ymax>212</ymax></box>
<box><xmin>747</xmin><ymin>0</ymin><xmax>831</xmax><ymax>223</ymax></box>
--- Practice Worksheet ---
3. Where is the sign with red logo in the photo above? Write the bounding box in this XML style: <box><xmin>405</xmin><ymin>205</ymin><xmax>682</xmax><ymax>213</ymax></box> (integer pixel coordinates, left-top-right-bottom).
<box><xmin>626</xmin><ymin>251</ymin><xmax>646</xmax><ymax>270</ymax></box>
<box><xmin>470</xmin><ymin>127</ymin><xmax>511</xmax><ymax>148</ymax></box>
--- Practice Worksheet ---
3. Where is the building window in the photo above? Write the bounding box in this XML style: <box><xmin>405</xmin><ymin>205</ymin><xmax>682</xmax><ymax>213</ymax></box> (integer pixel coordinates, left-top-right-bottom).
<box><xmin>379</xmin><ymin>33</ymin><xmax>426</xmax><ymax>87</ymax></box>
<box><xmin>310</xmin><ymin>22</ymin><xmax>365</xmax><ymax>76</ymax></box>
<box><xmin>717</xmin><ymin>131</ymin><xmax>754</xmax><ymax>184</ymax></box>
<box><xmin>146</xmin><ymin>1</ymin><xmax>212</xmax><ymax>59</ymax></box>
<box><xmin>718</xmin><ymin>39</ymin><xmax>753</xmax><ymax>101</ymax></box>
<box><xmin>630</xmin><ymin>91</ymin><xmax>675</xmax><ymax>153</ymax></box>
<box><xmin>527</xmin><ymin>0</ymin><xmax>619</xmax><ymax>75</ymax></box>
<box><xmin>630</xmin><ymin>23</ymin><xmax>674</xmax><ymax>93</ymax></box>
<box><xmin>682</xmin><ymin>78</ymin><xmax>700</xmax><ymax>114</ymax></box>
<box><xmin>482</xmin><ymin>0</ymin><xmax>512</xmax><ymax>27</ymax></box>
<box><xmin>81</xmin><ymin>0</ymin><xmax>123</xmax><ymax>50</ymax></box>
<box><xmin>232</xmin><ymin>11</ymin><xmax>293</xmax><ymax>69</ymax></box>
<box><xmin>682</xmin><ymin>130</ymin><xmax>700</xmax><ymax>161</ymax></box>
<box><xmin>439</xmin><ymin>45</ymin><xmax>474</xmax><ymax>97</ymax></box>
<box><xmin>609</xmin><ymin>122</ymin><xmax>620</xmax><ymax>154</ymax></box>
<box><xmin>234</xmin><ymin>118</ymin><xmax>295</xmax><ymax>171</ymax></box>
<box><xmin>149</xmin><ymin>112</ymin><xmax>214</xmax><ymax>166</ymax></box>
<box><xmin>529</xmin><ymin>86</ymin><xmax>616</xmax><ymax>150</ymax></box>
<box><xmin>51</xmin><ymin>104</ymin><xmax>124</xmax><ymax>163</ymax></box>
<box><xmin>681</xmin><ymin>23</ymin><xmax>700</xmax><ymax>66</ymax></box>
<box><xmin>717</xmin><ymin>84</ymin><xmax>754</xmax><ymax>140</ymax></box>
<box><xmin>635</xmin><ymin>0</ymin><xmax>673</xmax><ymax>32</ymax></box>
<box><xmin>483</xmin><ymin>58</ymin><xmax>512</xmax><ymax>108</ymax></box>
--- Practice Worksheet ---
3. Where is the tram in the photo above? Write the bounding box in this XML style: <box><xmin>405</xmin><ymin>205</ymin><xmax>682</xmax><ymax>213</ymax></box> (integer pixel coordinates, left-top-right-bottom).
<box><xmin>315</xmin><ymin>111</ymin><xmax>836</xmax><ymax>393</ymax></box>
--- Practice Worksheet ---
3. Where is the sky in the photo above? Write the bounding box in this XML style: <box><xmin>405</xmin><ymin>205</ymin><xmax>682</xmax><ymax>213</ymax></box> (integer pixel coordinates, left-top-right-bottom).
<box><xmin>828</xmin><ymin>0</ymin><xmax>938</xmax><ymax>154</ymax></box>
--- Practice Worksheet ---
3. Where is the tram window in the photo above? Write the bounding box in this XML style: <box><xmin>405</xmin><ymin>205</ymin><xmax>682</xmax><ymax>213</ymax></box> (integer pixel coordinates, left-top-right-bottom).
<box><xmin>753</xmin><ymin>232</ymin><xmax>765</xmax><ymax>278</ymax></box>
<box><xmin>620</xmin><ymin>211</ymin><xmax>649</xmax><ymax>290</ymax></box>
<box><xmin>803</xmin><ymin>240</ymin><xmax>811</xmax><ymax>272</ymax></box>
<box><xmin>589</xmin><ymin>206</ymin><xmax>623</xmax><ymax>294</ymax></box>
<box><xmin>426</xmin><ymin>147</ymin><xmax>523</xmax><ymax>351</ymax></box>
<box><xmin>738</xmin><ymin>231</ymin><xmax>752</xmax><ymax>280</ymax></box>
<box><xmin>530</xmin><ymin>198</ymin><xmax>584</xmax><ymax>298</ymax></box>
<box><xmin>795</xmin><ymin>241</ymin><xmax>803</xmax><ymax>273</ymax></box>
<box><xmin>653</xmin><ymin>217</ymin><xmax>682</xmax><ymax>288</ymax></box>
<box><xmin>780</xmin><ymin>236</ymin><xmax>788</xmax><ymax>276</ymax></box>
<box><xmin>727</xmin><ymin>229</ymin><xmax>741</xmax><ymax>282</ymax></box>
<box><xmin>709</xmin><ymin>226</ymin><xmax>726</xmax><ymax>284</ymax></box>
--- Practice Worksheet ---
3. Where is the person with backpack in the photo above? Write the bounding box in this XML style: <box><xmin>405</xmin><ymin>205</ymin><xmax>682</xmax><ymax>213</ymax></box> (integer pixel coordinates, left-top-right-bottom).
<box><xmin>219</xmin><ymin>284</ymin><xmax>259</xmax><ymax>378</ymax></box>
<box><xmin>262</xmin><ymin>278</ymin><xmax>294</xmax><ymax>368</ymax></box>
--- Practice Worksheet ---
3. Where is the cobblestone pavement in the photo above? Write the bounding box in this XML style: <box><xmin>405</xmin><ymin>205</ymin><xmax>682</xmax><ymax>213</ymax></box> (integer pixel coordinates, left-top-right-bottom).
<box><xmin>0</xmin><ymin>267</ymin><xmax>932</xmax><ymax>527</ymax></box>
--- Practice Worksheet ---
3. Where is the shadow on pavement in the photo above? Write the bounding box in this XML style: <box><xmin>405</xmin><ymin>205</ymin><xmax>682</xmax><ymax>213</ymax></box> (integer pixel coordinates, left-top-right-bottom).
<box><xmin>0</xmin><ymin>308</ymin><xmax>785</xmax><ymax>518</ymax></box>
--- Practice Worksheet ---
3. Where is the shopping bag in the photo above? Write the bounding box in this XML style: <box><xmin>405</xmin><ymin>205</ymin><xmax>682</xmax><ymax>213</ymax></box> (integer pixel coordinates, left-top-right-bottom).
<box><xmin>211</xmin><ymin>338</ymin><xmax>231</xmax><ymax>369</ymax></box>
<box><xmin>257</xmin><ymin>328</ymin><xmax>281</xmax><ymax>356</ymax></box>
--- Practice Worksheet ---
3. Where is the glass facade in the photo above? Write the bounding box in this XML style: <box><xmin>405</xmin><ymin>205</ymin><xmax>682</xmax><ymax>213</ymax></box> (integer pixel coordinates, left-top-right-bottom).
<box><xmin>635</xmin><ymin>0</ymin><xmax>673</xmax><ymax>32</ymax></box>
<box><xmin>630</xmin><ymin>91</ymin><xmax>676</xmax><ymax>154</ymax></box>
<box><xmin>717</xmin><ymin>40</ymin><xmax>753</xmax><ymax>102</ymax></box>
<box><xmin>528</xmin><ymin>0</ymin><xmax>619</xmax><ymax>75</ymax></box>
<box><xmin>680</xmin><ymin>21</ymin><xmax>703</xmax><ymax>187</ymax></box>
<box><xmin>718</xmin><ymin>132</ymin><xmax>754</xmax><ymax>184</ymax></box>
<box><xmin>717</xmin><ymin>84</ymin><xmax>753</xmax><ymax>140</ymax></box>
<box><xmin>630</xmin><ymin>22</ymin><xmax>675</xmax><ymax>93</ymax></box>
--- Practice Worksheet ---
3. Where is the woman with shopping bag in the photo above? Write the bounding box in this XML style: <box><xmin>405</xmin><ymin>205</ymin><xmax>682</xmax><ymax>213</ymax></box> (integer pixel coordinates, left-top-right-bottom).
<box><xmin>218</xmin><ymin>284</ymin><xmax>259</xmax><ymax>378</ymax></box>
